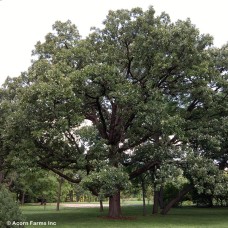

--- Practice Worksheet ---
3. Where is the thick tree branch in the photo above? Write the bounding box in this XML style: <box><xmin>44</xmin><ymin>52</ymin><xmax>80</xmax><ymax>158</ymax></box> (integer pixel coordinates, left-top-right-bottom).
<box><xmin>64</xmin><ymin>129</ymin><xmax>82</xmax><ymax>154</ymax></box>
<box><xmin>129</xmin><ymin>160</ymin><xmax>160</xmax><ymax>180</ymax></box>
<box><xmin>161</xmin><ymin>184</ymin><xmax>193</xmax><ymax>215</ymax></box>
<box><xmin>96</xmin><ymin>98</ymin><xmax>109</xmax><ymax>139</ymax></box>
<box><xmin>125</xmin><ymin>41</ymin><xmax>134</xmax><ymax>79</ymax></box>
<box><xmin>187</xmin><ymin>98</ymin><xmax>199</xmax><ymax>112</ymax></box>
<box><xmin>119</xmin><ymin>133</ymin><xmax>152</xmax><ymax>153</ymax></box>
<box><xmin>37</xmin><ymin>161</ymin><xmax>81</xmax><ymax>184</ymax></box>
<box><xmin>157</xmin><ymin>65</ymin><xmax>178</xmax><ymax>87</ymax></box>
<box><xmin>124</xmin><ymin>113</ymin><xmax>135</xmax><ymax>131</ymax></box>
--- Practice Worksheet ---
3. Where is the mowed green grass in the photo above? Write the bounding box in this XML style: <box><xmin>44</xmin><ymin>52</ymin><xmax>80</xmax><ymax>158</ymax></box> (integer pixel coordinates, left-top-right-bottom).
<box><xmin>21</xmin><ymin>204</ymin><xmax>228</xmax><ymax>228</ymax></box>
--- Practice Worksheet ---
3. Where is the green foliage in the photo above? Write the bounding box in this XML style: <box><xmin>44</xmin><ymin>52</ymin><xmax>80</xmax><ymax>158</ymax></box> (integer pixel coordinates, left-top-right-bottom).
<box><xmin>82</xmin><ymin>166</ymin><xmax>131</xmax><ymax>198</ymax></box>
<box><xmin>153</xmin><ymin>163</ymin><xmax>184</xmax><ymax>190</ymax></box>
<box><xmin>190</xmin><ymin>170</ymin><xmax>228</xmax><ymax>207</ymax></box>
<box><xmin>73</xmin><ymin>184</ymin><xmax>90</xmax><ymax>202</ymax></box>
<box><xmin>185</xmin><ymin>152</ymin><xmax>225</xmax><ymax>195</ymax></box>
<box><xmin>0</xmin><ymin>186</ymin><xmax>25</xmax><ymax>228</ymax></box>
<box><xmin>163</xmin><ymin>182</ymin><xmax>191</xmax><ymax>207</ymax></box>
<box><xmin>10</xmin><ymin>169</ymin><xmax>73</xmax><ymax>204</ymax></box>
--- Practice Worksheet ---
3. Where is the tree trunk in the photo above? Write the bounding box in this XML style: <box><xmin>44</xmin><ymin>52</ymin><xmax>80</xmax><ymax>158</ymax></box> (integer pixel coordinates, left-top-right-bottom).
<box><xmin>153</xmin><ymin>190</ymin><xmax>159</xmax><ymax>214</ymax></box>
<box><xmin>158</xmin><ymin>187</ymin><xmax>164</xmax><ymax>209</ymax></box>
<box><xmin>153</xmin><ymin>186</ymin><xmax>164</xmax><ymax>214</ymax></box>
<box><xmin>69</xmin><ymin>190</ymin><xmax>74</xmax><ymax>202</ymax></box>
<box><xmin>161</xmin><ymin>184</ymin><xmax>192</xmax><ymax>215</ymax></box>
<box><xmin>207</xmin><ymin>195</ymin><xmax>213</xmax><ymax>207</ymax></box>
<box><xmin>141</xmin><ymin>178</ymin><xmax>146</xmax><ymax>216</ymax></box>
<box><xmin>100</xmin><ymin>200</ymin><xmax>104</xmax><ymax>212</ymax></box>
<box><xmin>21</xmin><ymin>191</ymin><xmax>25</xmax><ymax>205</ymax></box>
<box><xmin>108</xmin><ymin>191</ymin><xmax>121</xmax><ymax>218</ymax></box>
<box><xmin>56</xmin><ymin>177</ymin><xmax>64</xmax><ymax>211</ymax></box>
<box><xmin>0</xmin><ymin>171</ymin><xmax>4</xmax><ymax>184</ymax></box>
<box><xmin>40</xmin><ymin>196</ymin><xmax>45</xmax><ymax>205</ymax></box>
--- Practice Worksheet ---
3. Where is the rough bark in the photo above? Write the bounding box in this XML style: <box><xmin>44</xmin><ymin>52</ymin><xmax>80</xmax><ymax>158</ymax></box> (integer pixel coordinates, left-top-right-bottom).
<box><xmin>161</xmin><ymin>184</ymin><xmax>192</xmax><ymax>215</ymax></box>
<box><xmin>108</xmin><ymin>191</ymin><xmax>121</xmax><ymax>218</ymax></box>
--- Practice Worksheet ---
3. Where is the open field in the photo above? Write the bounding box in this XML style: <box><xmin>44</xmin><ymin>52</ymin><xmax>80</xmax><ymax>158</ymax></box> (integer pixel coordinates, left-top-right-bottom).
<box><xmin>20</xmin><ymin>203</ymin><xmax>228</xmax><ymax>228</ymax></box>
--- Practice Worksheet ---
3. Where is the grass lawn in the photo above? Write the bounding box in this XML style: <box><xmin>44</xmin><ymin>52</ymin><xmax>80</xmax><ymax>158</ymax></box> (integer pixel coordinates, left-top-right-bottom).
<box><xmin>21</xmin><ymin>203</ymin><xmax>228</xmax><ymax>228</ymax></box>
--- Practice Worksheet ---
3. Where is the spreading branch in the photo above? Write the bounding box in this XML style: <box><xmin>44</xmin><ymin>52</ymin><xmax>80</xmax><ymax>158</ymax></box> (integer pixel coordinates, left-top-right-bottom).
<box><xmin>37</xmin><ymin>161</ymin><xmax>81</xmax><ymax>184</ymax></box>
<box><xmin>129</xmin><ymin>160</ymin><xmax>160</xmax><ymax>179</ymax></box>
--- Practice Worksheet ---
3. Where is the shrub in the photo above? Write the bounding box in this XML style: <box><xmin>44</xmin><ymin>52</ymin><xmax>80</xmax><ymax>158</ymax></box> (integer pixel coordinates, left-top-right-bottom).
<box><xmin>0</xmin><ymin>185</ymin><xmax>25</xmax><ymax>228</ymax></box>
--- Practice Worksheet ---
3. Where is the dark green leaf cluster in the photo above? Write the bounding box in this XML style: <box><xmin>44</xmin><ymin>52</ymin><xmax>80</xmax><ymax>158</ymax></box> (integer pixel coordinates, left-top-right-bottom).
<box><xmin>82</xmin><ymin>165</ymin><xmax>130</xmax><ymax>197</ymax></box>
<box><xmin>0</xmin><ymin>186</ymin><xmax>25</xmax><ymax>228</ymax></box>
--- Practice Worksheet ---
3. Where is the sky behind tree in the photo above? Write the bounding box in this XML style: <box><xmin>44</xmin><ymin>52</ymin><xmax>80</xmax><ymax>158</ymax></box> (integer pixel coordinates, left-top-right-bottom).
<box><xmin>0</xmin><ymin>0</ymin><xmax>227</xmax><ymax>85</ymax></box>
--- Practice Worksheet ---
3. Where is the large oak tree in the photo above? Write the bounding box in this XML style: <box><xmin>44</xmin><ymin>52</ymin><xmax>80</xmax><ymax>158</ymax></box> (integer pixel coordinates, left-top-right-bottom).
<box><xmin>1</xmin><ymin>7</ymin><xmax>227</xmax><ymax>218</ymax></box>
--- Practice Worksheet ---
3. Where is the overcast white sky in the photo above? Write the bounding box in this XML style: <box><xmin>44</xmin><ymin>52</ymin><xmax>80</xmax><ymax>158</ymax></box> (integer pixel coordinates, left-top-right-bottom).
<box><xmin>0</xmin><ymin>0</ymin><xmax>228</xmax><ymax>85</ymax></box>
